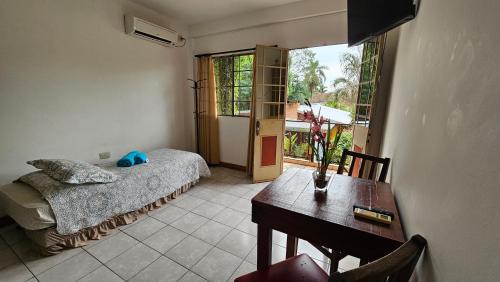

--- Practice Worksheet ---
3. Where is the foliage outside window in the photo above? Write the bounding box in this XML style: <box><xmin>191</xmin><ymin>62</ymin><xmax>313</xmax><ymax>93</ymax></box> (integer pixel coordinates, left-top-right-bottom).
<box><xmin>213</xmin><ymin>54</ymin><xmax>254</xmax><ymax>116</ymax></box>
<box><xmin>287</xmin><ymin>49</ymin><xmax>327</xmax><ymax>104</ymax></box>
<box><xmin>355</xmin><ymin>39</ymin><xmax>382</xmax><ymax>125</ymax></box>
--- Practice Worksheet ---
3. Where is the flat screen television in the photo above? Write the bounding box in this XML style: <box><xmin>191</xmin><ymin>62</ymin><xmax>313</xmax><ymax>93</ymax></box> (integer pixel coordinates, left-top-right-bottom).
<box><xmin>348</xmin><ymin>0</ymin><xmax>418</xmax><ymax>46</ymax></box>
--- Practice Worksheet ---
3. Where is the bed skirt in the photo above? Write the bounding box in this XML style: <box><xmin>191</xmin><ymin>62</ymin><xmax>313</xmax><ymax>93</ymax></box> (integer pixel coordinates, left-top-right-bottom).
<box><xmin>23</xmin><ymin>181</ymin><xmax>195</xmax><ymax>256</ymax></box>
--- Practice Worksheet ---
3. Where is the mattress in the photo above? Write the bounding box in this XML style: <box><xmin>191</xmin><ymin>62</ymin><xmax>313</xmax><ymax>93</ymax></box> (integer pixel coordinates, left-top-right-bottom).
<box><xmin>0</xmin><ymin>182</ymin><xmax>56</xmax><ymax>230</ymax></box>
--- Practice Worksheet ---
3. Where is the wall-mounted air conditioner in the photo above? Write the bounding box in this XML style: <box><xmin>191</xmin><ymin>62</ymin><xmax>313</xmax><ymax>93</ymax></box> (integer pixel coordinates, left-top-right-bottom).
<box><xmin>124</xmin><ymin>15</ymin><xmax>184</xmax><ymax>47</ymax></box>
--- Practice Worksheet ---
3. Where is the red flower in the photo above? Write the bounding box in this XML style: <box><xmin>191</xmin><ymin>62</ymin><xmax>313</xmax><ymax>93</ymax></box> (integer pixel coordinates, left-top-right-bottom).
<box><xmin>304</xmin><ymin>110</ymin><xmax>314</xmax><ymax>121</ymax></box>
<box><xmin>311</xmin><ymin>124</ymin><xmax>321</xmax><ymax>133</ymax></box>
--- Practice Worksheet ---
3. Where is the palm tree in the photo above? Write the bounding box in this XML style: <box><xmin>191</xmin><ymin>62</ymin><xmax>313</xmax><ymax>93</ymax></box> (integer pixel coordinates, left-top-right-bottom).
<box><xmin>304</xmin><ymin>60</ymin><xmax>328</xmax><ymax>97</ymax></box>
<box><xmin>330</xmin><ymin>48</ymin><xmax>362</xmax><ymax>106</ymax></box>
<box><xmin>318</xmin><ymin>83</ymin><xmax>328</xmax><ymax>94</ymax></box>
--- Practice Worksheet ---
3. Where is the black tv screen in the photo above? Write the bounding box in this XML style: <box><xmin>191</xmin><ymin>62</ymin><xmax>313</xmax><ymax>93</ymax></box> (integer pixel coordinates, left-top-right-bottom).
<box><xmin>348</xmin><ymin>0</ymin><xmax>417</xmax><ymax>46</ymax></box>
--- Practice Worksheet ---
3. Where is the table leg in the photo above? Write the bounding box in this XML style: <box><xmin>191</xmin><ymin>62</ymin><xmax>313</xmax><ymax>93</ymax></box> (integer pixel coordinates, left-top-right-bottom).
<box><xmin>286</xmin><ymin>235</ymin><xmax>298</xmax><ymax>258</ymax></box>
<box><xmin>257</xmin><ymin>224</ymin><xmax>272</xmax><ymax>270</ymax></box>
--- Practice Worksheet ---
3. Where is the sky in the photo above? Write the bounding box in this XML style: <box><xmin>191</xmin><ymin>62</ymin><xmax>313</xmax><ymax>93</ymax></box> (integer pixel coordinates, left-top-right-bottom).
<box><xmin>292</xmin><ymin>44</ymin><xmax>361</xmax><ymax>92</ymax></box>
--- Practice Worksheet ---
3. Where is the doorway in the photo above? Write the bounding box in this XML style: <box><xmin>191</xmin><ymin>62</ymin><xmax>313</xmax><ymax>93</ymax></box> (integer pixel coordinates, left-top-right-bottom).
<box><xmin>284</xmin><ymin>44</ymin><xmax>363</xmax><ymax>171</ymax></box>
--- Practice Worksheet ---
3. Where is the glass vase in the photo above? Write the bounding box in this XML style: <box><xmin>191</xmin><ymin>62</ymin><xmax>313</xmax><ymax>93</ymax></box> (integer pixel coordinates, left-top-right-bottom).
<box><xmin>312</xmin><ymin>170</ymin><xmax>331</xmax><ymax>192</ymax></box>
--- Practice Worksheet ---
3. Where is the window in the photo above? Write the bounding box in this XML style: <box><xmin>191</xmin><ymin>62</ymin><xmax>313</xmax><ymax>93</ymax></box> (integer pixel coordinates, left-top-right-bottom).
<box><xmin>355</xmin><ymin>38</ymin><xmax>382</xmax><ymax>126</ymax></box>
<box><xmin>213</xmin><ymin>54</ymin><xmax>254</xmax><ymax>116</ymax></box>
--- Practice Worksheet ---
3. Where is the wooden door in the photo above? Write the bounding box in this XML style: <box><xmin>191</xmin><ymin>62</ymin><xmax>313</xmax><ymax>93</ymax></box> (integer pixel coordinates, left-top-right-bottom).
<box><xmin>252</xmin><ymin>46</ymin><xmax>289</xmax><ymax>183</ymax></box>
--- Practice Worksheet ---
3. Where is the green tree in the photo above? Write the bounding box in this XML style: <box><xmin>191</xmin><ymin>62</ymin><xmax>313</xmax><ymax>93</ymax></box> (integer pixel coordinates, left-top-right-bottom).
<box><xmin>288</xmin><ymin>49</ymin><xmax>328</xmax><ymax>101</ymax></box>
<box><xmin>287</xmin><ymin>71</ymin><xmax>308</xmax><ymax>103</ymax></box>
<box><xmin>304</xmin><ymin>60</ymin><xmax>328</xmax><ymax>97</ymax></box>
<box><xmin>317</xmin><ymin>83</ymin><xmax>328</xmax><ymax>94</ymax></box>
<box><xmin>328</xmin><ymin>47</ymin><xmax>362</xmax><ymax>113</ymax></box>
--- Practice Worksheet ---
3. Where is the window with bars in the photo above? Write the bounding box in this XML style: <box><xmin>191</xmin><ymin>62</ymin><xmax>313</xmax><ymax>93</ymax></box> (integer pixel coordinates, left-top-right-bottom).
<box><xmin>355</xmin><ymin>38</ymin><xmax>383</xmax><ymax>126</ymax></box>
<box><xmin>213</xmin><ymin>54</ymin><xmax>254</xmax><ymax>117</ymax></box>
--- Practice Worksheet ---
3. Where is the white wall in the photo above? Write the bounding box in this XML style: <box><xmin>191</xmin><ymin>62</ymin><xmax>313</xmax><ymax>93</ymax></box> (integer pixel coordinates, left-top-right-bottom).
<box><xmin>191</xmin><ymin>0</ymin><xmax>348</xmax><ymax>167</ymax></box>
<box><xmin>0</xmin><ymin>0</ymin><xmax>192</xmax><ymax>187</ymax></box>
<box><xmin>380</xmin><ymin>0</ymin><xmax>500</xmax><ymax>280</ymax></box>
<box><xmin>218</xmin><ymin>116</ymin><xmax>249</xmax><ymax>166</ymax></box>
<box><xmin>191</xmin><ymin>0</ymin><xmax>347</xmax><ymax>54</ymax></box>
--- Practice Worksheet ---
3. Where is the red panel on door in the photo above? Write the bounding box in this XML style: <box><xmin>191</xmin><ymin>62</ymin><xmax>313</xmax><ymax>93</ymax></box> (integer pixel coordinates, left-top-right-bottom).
<box><xmin>352</xmin><ymin>145</ymin><xmax>363</xmax><ymax>177</ymax></box>
<box><xmin>261</xmin><ymin>136</ymin><xmax>277</xmax><ymax>166</ymax></box>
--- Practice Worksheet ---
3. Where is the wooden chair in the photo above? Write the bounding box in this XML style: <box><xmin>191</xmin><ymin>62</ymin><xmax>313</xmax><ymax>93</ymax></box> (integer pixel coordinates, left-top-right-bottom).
<box><xmin>337</xmin><ymin>149</ymin><xmax>391</xmax><ymax>182</ymax></box>
<box><xmin>309</xmin><ymin>149</ymin><xmax>391</xmax><ymax>274</ymax></box>
<box><xmin>235</xmin><ymin>235</ymin><xmax>427</xmax><ymax>282</ymax></box>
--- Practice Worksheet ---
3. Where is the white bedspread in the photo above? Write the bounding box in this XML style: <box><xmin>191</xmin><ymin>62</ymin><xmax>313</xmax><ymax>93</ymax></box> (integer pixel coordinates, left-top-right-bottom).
<box><xmin>18</xmin><ymin>149</ymin><xmax>210</xmax><ymax>235</ymax></box>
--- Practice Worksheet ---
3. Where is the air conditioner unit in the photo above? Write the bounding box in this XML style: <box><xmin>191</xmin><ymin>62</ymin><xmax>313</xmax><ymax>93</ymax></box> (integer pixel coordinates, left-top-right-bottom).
<box><xmin>124</xmin><ymin>15</ymin><xmax>182</xmax><ymax>47</ymax></box>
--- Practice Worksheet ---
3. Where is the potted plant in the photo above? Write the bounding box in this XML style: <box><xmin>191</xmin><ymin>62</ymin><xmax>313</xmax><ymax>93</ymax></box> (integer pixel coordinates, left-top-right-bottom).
<box><xmin>303</xmin><ymin>100</ymin><xmax>344</xmax><ymax>192</ymax></box>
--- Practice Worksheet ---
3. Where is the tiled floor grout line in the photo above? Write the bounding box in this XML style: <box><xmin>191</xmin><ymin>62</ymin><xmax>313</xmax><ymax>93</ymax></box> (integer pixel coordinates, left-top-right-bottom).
<box><xmin>86</xmin><ymin>231</ymin><xmax>139</xmax><ymax>263</ymax></box>
<box><xmin>14</xmin><ymin>241</ymin><xmax>83</xmax><ymax>280</ymax></box>
<box><xmin>95</xmin><ymin>230</ymin><xmax>188</xmax><ymax>281</ymax></box>
<box><xmin>0</xmin><ymin>235</ymin><xmax>39</xmax><ymax>282</ymax></box>
<box><xmin>125</xmin><ymin>253</ymin><xmax>170</xmax><ymax>282</ymax></box>
<box><xmin>226</xmin><ymin>257</ymin><xmax>250</xmax><ymax>282</ymax></box>
<box><xmin>79</xmin><ymin>248</ymin><xmax>124</xmax><ymax>281</ymax></box>
<box><xmin>2</xmin><ymin>170</ymin><xmax>344</xmax><ymax>282</ymax></box>
<box><xmin>183</xmin><ymin>245</ymin><xmax>216</xmax><ymax>281</ymax></box>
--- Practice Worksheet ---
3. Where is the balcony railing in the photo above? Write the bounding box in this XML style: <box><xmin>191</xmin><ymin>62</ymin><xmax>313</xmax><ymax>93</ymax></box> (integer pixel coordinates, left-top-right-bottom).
<box><xmin>284</xmin><ymin>120</ymin><xmax>353</xmax><ymax>166</ymax></box>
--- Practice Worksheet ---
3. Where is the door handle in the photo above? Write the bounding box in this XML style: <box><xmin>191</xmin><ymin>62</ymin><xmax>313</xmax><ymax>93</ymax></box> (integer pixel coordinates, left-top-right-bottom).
<box><xmin>256</xmin><ymin>120</ymin><xmax>260</xmax><ymax>136</ymax></box>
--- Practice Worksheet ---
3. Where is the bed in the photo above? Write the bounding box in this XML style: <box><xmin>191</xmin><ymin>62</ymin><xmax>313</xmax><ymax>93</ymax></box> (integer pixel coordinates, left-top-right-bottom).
<box><xmin>0</xmin><ymin>148</ymin><xmax>210</xmax><ymax>255</ymax></box>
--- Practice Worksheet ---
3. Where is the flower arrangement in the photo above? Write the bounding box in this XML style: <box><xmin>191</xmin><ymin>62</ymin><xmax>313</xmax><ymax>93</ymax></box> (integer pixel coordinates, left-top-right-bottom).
<box><xmin>303</xmin><ymin>99</ymin><xmax>344</xmax><ymax>190</ymax></box>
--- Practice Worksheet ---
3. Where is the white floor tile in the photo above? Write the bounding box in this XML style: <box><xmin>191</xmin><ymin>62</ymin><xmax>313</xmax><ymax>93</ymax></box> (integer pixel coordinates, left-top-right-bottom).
<box><xmin>170</xmin><ymin>213</ymin><xmax>208</xmax><ymax>234</ymax></box>
<box><xmin>129</xmin><ymin>256</ymin><xmax>187</xmax><ymax>282</ymax></box>
<box><xmin>0</xmin><ymin>244</ymin><xmax>20</xmax><ymax>270</ymax></box>
<box><xmin>165</xmin><ymin>236</ymin><xmax>212</xmax><ymax>269</ymax></box>
<box><xmin>106</xmin><ymin>243</ymin><xmax>160</xmax><ymax>280</ymax></box>
<box><xmin>216</xmin><ymin>229</ymin><xmax>256</xmax><ymax>259</ymax></box>
<box><xmin>212</xmin><ymin>208</ymin><xmax>247</xmax><ymax>228</ymax></box>
<box><xmin>188</xmin><ymin>187</ymin><xmax>221</xmax><ymax>201</ymax></box>
<box><xmin>12</xmin><ymin>240</ymin><xmax>83</xmax><ymax>275</ymax></box>
<box><xmin>229</xmin><ymin>261</ymin><xmax>256</xmax><ymax>281</ymax></box>
<box><xmin>224</xmin><ymin>186</ymin><xmax>251</xmax><ymax>197</ymax></box>
<box><xmin>178</xmin><ymin>271</ymin><xmax>207</xmax><ymax>282</ymax></box>
<box><xmin>86</xmin><ymin>232</ymin><xmax>138</xmax><ymax>263</ymax></box>
<box><xmin>143</xmin><ymin>226</ymin><xmax>188</xmax><ymax>254</ymax></box>
<box><xmin>298</xmin><ymin>239</ymin><xmax>330</xmax><ymax>263</ymax></box>
<box><xmin>235</xmin><ymin>216</ymin><xmax>257</xmax><ymax>237</ymax></box>
<box><xmin>150</xmin><ymin>205</ymin><xmax>189</xmax><ymax>224</ymax></box>
<box><xmin>272</xmin><ymin>230</ymin><xmax>288</xmax><ymax>248</ymax></box>
<box><xmin>191</xmin><ymin>201</ymin><xmax>225</xmax><ymax>219</ymax></box>
<box><xmin>192</xmin><ymin>247</ymin><xmax>242</xmax><ymax>282</ymax></box>
<box><xmin>245</xmin><ymin>244</ymin><xmax>286</xmax><ymax>265</ymax></box>
<box><xmin>0</xmin><ymin>225</ymin><xmax>27</xmax><ymax>246</ymax></box>
<box><xmin>172</xmin><ymin>195</ymin><xmax>207</xmax><ymax>211</ymax></box>
<box><xmin>339</xmin><ymin>255</ymin><xmax>360</xmax><ymax>271</ymax></box>
<box><xmin>192</xmin><ymin>220</ymin><xmax>232</xmax><ymax>245</ymax></box>
<box><xmin>228</xmin><ymin>198</ymin><xmax>252</xmax><ymax>214</ymax></box>
<box><xmin>209</xmin><ymin>193</ymin><xmax>240</xmax><ymax>207</ymax></box>
<box><xmin>122</xmin><ymin>217</ymin><xmax>166</xmax><ymax>241</ymax></box>
<box><xmin>37</xmin><ymin>252</ymin><xmax>101</xmax><ymax>282</ymax></box>
<box><xmin>79</xmin><ymin>265</ymin><xmax>124</xmax><ymax>282</ymax></box>
<box><xmin>0</xmin><ymin>262</ymin><xmax>33</xmax><ymax>282</ymax></box>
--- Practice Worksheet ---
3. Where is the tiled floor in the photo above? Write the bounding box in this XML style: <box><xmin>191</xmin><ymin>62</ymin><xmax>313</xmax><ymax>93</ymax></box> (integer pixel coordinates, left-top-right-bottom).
<box><xmin>0</xmin><ymin>166</ymin><xmax>360</xmax><ymax>282</ymax></box>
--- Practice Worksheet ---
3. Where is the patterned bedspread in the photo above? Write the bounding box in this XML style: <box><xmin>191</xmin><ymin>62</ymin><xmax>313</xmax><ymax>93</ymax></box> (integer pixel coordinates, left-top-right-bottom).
<box><xmin>18</xmin><ymin>149</ymin><xmax>211</xmax><ymax>235</ymax></box>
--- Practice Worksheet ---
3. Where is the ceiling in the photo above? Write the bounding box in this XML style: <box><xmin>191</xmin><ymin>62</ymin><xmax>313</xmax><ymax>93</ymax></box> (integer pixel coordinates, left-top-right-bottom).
<box><xmin>130</xmin><ymin>0</ymin><xmax>304</xmax><ymax>25</ymax></box>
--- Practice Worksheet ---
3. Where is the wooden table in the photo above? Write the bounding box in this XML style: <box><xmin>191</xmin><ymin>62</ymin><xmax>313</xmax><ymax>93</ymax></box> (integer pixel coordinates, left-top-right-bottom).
<box><xmin>251</xmin><ymin>167</ymin><xmax>405</xmax><ymax>271</ymax></box>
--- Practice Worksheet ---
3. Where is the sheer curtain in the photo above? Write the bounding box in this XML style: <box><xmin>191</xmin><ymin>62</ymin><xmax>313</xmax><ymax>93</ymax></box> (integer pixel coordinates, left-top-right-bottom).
<box><xmin>197</xmin><ymin>56</ymin><xmax>220</xmax><ymax>164</ymax></box>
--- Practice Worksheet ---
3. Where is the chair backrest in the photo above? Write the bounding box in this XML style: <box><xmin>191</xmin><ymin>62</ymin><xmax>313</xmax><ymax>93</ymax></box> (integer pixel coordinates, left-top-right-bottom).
<box><xmin>330</xmin><ymin>235</ymin><xmax>427</xmax><ymax>282</ymax></box>
<box><xmin>337</xmin><ymin>149</ymin><xmax>390</xmax><ymax>182</ymax></box>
